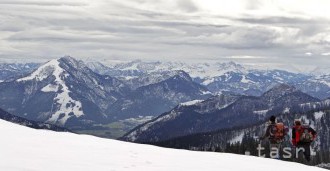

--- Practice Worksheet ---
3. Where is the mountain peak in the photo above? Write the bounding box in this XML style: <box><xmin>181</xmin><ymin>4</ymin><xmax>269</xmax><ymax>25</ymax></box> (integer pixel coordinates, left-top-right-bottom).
<box><xmin>15</xmin><ymin>57</ymin><xmax>84</xmax><ymax>125</ymax></box>
<box><xmin>59</xmin><ymin>55</ymin><xmax>76</xmax><ymax>62</ymax></box>
<box><xmin>172</xmin><ymin>70</ymin><xmax>192</xmax><ymax>82</ymax></box>
<box><xmin>262</xmin><ymin>84</ymin><xmax>298</xmax><ymax>100</ymax></box>
<box><xmin>58</xmin><ymin>56</ymin><xmax>86</xmax><ymax>70</ymax></box>
<box><xmin>16</xmin><ymin>59</ymin><xmax>61</xmax><ymax>82</ymax></box>
<box><xmin>214</xmin><ymin>61</ymin><xmax>247</xmax><ymax>74</ymax></box>
<box><xmin>16</xmin><ymin>56</ymin><xmax>84</xmax><ymax>83</ymax></box>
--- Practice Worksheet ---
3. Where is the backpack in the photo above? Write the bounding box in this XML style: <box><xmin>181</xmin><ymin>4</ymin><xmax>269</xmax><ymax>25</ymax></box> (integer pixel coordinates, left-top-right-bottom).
<box><xmin>269</xmin><ymin>123</ymin><xmax>286</xmax><ymax>141</ymax></box>
<box><xmin>299</xmin><ymin>126</ymin><xmax>314</xmax><ymax>143</ymax></box>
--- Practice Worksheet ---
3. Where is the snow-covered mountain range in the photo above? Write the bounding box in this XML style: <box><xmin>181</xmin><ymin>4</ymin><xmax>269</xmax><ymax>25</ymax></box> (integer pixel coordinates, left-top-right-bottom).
<box><xmin>88</xmin><ymin>60</ymin><xmax>330</xmax><ymax>99</ymax></box>
<box><xmin>0</xmin><ymin>119</ymin><xmax>326</xmax><ymax>171</ymax></box>
<box><xmin>0</xmin><ymin>57</ymin><xmax>211</xmax><ymax>131</ymax></box>
<box><xmin>2</xmin><ymin>56</ymin><xmax>330</xmax><ymax>138</ymax></box>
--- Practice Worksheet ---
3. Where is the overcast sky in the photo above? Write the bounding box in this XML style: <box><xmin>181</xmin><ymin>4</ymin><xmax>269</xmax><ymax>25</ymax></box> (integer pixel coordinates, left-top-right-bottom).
<box><xmin>0</xmin><ymin>0</ymin><xmax>330</xmax><ymax>70</ymax></box>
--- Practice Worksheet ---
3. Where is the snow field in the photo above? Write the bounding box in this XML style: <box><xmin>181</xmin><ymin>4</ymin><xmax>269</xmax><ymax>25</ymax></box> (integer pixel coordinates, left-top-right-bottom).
<box><xmin>0</xmin><ymin>120</ymin><xmax>326</xmax><ymax>171</ymax></box>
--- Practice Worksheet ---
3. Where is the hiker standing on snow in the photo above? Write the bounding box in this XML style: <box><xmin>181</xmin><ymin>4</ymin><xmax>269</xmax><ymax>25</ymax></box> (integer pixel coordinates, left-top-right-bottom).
<box><xmin>260</xmin><ymin>115</ymin><xmax>286</xmax><ymax>158</ymax></box>
<box><xmin>292</xmin><ymin>119</ymin><xmax>317</xmax><ymax>162</ymax></box>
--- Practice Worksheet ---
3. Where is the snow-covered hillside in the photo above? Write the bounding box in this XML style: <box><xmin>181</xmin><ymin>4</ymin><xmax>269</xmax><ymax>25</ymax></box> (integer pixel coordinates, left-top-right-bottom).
<box><xmin>0</xmin><ymin>120</ymin><xmax>326</xmax><ymax>171</ymax></box>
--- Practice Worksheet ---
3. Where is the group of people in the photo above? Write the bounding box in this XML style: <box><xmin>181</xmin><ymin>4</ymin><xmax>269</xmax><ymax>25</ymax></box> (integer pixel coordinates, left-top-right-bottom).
<box><xmin>261</xmin><ymin>115</ymin><xmax>317</xmax><ymax>162</ymax></box>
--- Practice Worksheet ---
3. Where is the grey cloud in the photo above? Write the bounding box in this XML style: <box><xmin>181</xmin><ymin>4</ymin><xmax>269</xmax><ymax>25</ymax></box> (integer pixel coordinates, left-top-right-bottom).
<box><xmin>176</xmin><ymin>0</ymin><xmax>199</xmax><ymax>12</ymax></box>
<box><xmin>238</xmin><ymin>16</ymin><xmax>314</xmax><ymax>25</ymax></box>
<box><xmin>0</xmin><ymin>0</ymin><xmax>330</xmax><ymax>69</ymax></box>
<box><xmin>237</xmin><ymin>16</ymin><xmax>330</xmax><ymax>37</ymax></box>
<box><xmin>156</xmin><ymin>26</ymin><xmax>287</xmax><ymax>50</ymax></box>
<box><xmin>0</xmin><ymin>0</ymin><xmax>86</xmax><ymax>6</ymax></box>
<box><xmin>245</xmin><ymin>0</ymin><xmax>263</xmax><ymax>10</ymax></box>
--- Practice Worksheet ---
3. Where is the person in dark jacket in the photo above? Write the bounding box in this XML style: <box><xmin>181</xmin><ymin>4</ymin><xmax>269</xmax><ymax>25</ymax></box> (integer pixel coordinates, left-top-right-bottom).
<box><xmin>260</xmin><ymin>115</ymin><xmax>283</xmax><ymax>158</ymax></box>
<box><xmin>292</xmin><ymin>119</ymin><xmax>317</xmax><ymax>162</ymax></box>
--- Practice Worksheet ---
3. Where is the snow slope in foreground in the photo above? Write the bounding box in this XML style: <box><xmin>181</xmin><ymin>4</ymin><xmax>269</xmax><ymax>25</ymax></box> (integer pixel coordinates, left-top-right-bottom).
<box><xmin>0</xmin><ymin>120</ymin><xmax>326</xmax><ymax>171</ymax></box>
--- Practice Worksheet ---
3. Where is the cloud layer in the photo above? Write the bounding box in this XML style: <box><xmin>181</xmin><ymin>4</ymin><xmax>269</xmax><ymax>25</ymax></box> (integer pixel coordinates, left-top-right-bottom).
<box><xmin>0</xmin><ymin>0</ymin><xmax>330</xmax><ymax>69</ymax></box>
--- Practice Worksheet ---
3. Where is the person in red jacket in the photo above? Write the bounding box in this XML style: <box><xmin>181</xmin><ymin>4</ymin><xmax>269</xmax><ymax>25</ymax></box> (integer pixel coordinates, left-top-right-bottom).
<box><xmin>291</xmin><ymin>119</ymin><xmax>317</xmax><ymax>162</ymax></box>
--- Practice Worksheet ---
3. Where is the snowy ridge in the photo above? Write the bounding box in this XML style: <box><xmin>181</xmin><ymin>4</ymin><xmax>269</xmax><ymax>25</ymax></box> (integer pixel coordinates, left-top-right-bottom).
<box><xmin>108</xmin><ymin>60</ymin><xmax>247</xmax><ymax>80</ymax></box>
<box><xmin>17</xmin><ymin>60</ymin><xmax>59</xmax><ymax>82</ymax></box>
<box><xmin>42</xmin><ymin>60</ymin><xmax>83</xmax><ymax>125</ymax></box>
<box><xmin>0</xmin><ymin>120</ymin><xmax>325</xmax><ymax>171</ymax></box>
<box><xmin>17</xmin><ymin>59</ymin><xmax>84</xmax><ymax>125</ymax></box>
<box><xmin>180</xmin><ymin>100</ymin><xmax>204</xmax><ymax>106</ymax></box>
<box><xmin>126</xmin><ymin>110</ymin><xmax>181</xmax><ymax>141</ymax></box>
